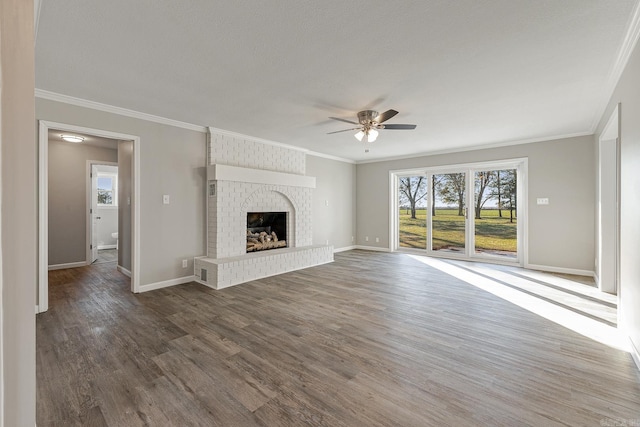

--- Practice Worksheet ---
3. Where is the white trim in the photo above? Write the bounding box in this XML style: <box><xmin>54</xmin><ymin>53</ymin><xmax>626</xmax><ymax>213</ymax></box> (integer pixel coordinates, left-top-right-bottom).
<box><xmin>36</xmin><ymin>89</ymin><xmax>207</xmax><ymax>133</ymax></box>
<box><xmin>38</xmin><ymin>121</ymin><xmax>49</xmax><ymax>312</ymax></box>
<box><xmin>48</xmin><ymin>262</ymin><xmax>86</xmax><ymax>271</ymax></box>
<box><xmin>305</xmin><ymin>151</ymin><xmax>355</xmax><ymax>164</ymax></box>
<box><xmin>117</xmin><ymin>265</ymin><xmax>132</xmax><ymax>278</ymax></box>
<box><xmin>629</xmin><ymin>337</ymin><xmax>640</xmax><ymax>374</ymax></box>
<box><xmin>35</xmin><ymin>305</ymin><xmax>40</xmax><ymax>314</ymax></box>
<box><xmin>590</xmin><ymin>1</ymin><xmax>640</xmax><ymax>132</ymax></box>
<box><xmin>38</xmin><ymin>120</ymin><xmax>141</xmax><ymax>311</ymax></box>
<box><xmin>138</xmin><ymin>275</ymin><xmax>196</xmax><ymax>293</ymax></box>
<box><xmin>132</xmin><ymin>136</ymin><xmax>141</xmax><ymax>293</ymax></box>
<box><xmin>208</xmin><ymin>164</ymin><xmax>316</xmax><ymax>188</ymax></box>
<box><xmin>355</xmin><ymin>245</ymin><xmax>391</xmax><ymax>252</ymax></box>
<box><xmin>357</xmin><ymin>132</ymin><xmax>591</xmax><ymax>165</ymax></box>
<box><xmin>34</xmin><ymin>0</ymin><xmax>42</xmax><ymax>42</ymax></box>
<box><xmin>334</xmin><ymin>245</ymin><xmax>356</xmax><ymax>253</ymax></box>
<box><xmin>524</xmin><ymin>263</ymin><xmax>595</xmax><ymax>278</ymax></box>
<box><xmin>97</xmin><ymin>244</ymin><xmax>117</xmax><ymax>250</ymax></box>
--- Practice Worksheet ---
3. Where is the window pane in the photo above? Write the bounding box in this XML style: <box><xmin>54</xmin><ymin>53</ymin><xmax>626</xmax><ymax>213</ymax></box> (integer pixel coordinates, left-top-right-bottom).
<box><xmin>473</xmin><ymin>169</ymin><xmax>517</xmax><ymax>258</ymax></box>
<box><xmin>432</xmin><ymin>173</ymin><xmax>466</xmax><ymax>253</ymax></box>
<box><xmin>98</xmin><ymin>190</ymin><xmax>113</xmax><ymax>205</ymax></box>
<box><xmin>398</xmin><ymin>176</ymin><xmax>427</xmax><ymax>249</ymax></box>
<box><xmin>97</xmin><ymin>177</ymin><xmax>113</xmax><ymax>191</ymax></box>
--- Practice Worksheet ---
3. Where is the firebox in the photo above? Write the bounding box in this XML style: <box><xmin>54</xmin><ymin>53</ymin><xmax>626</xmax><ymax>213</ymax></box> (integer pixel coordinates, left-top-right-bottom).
<box><xmin>246</xmin><ymin>212</ymin><xmax>288</xmax><ymax>252</ymax></box>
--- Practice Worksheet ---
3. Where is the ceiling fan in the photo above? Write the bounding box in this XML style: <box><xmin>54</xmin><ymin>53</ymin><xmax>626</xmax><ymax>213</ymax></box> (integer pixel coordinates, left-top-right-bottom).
<box><xmin>328</xmin><ymin>109</ymin><xmax>417</xmax><ymax>143</ymax></box>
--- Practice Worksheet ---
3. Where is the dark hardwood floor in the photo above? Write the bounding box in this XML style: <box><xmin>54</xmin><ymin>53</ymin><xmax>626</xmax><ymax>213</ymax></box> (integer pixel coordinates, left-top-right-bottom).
<box><xmin>37</xmin><ymin>250</ymin><xmax>640</xmax><ymax>426</ymax></box>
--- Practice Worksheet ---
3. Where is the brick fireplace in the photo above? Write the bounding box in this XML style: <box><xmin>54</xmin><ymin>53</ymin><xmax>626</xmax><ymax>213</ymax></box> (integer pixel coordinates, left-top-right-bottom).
<box><xmin>194</xmin><ymin>129</ymin><xmax>333</xmax><ymax>289</ymax></box>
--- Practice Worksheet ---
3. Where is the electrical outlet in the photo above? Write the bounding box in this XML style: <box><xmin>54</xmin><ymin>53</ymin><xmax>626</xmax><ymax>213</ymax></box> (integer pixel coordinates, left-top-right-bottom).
<box><xmin>375</xmin><ymin>237</ymin><xmax>380</xmax><ymax>243</ymax></box>
<box><xmin>325</xmin><ymin>199</ymin><xmax>329</xmax><ymax>206</ymax></box>
<box><xmin>163</xmin><ymin>195</ymin><xmax>170</xmax><ymax>204</ymax></box>
<box><xmin>365</xmin><ymin>236</ymin><xmax>369</xmax><ymax>242</ymax></box>
<box><xmin>182</xmin><ymin>259</ymin><xmax>188</xmax><ymax>268</ymax></box>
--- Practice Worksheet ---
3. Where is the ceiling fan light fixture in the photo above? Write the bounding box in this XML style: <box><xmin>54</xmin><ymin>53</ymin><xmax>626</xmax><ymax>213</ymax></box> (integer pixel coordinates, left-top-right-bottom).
<box><xmin>61</xmin><ymin>134</ymin><xmax>85</xmax><ymax>143</ymax></box>
<box><xmin>354</xmin><ymin>130</ymin><xmax>365</xmax><ymax>141</ymax></box>
<box><xmin>367</xmin><ymin>128</ymin><xmax>379</xmax><ymax>142</ymax></box>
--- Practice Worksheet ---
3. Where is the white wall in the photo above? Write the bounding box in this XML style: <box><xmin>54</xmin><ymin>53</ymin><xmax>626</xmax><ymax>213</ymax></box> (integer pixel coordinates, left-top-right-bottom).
<box><xmin>596</xmin><ymin>37</ymin><xmax>640</xmax><ymax>360</ymax></box>
<box><xmin>37</xmin><ymin>98</ymin><xmax>207</xmax><ymax>286</ymax></box>
<box><xmin>356</xmin><ymin>135</ymin><xmax>595</xmax><ymax>272</ymax></box>
<box><xmin>1</xmin><ymin>0</ymin><xmax>37</xmax><ymax>424</ymax></box>
<box><xmin>48</xmin><ymin>140</ymin><xmax>117</xmax><ymax>265</ymax></box>
<box><xmin>306</xmin><ymin>155</ymin><xmax>356</xmax><ymax>250</ymax></box>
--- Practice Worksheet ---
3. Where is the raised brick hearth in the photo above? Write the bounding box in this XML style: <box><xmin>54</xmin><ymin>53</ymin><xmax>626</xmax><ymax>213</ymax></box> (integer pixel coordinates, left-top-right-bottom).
<box><xmin>194</xmin><ymin>129</ymin><xmax>333</xmax><ymax>289</ymax></box>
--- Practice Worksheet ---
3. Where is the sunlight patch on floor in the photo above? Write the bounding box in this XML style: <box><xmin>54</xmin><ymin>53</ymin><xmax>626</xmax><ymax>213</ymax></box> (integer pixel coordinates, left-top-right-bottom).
<box><xmin>408</xmin><ymin>254</ymin><xmax>628</xmax><ymax>351</ymax></box>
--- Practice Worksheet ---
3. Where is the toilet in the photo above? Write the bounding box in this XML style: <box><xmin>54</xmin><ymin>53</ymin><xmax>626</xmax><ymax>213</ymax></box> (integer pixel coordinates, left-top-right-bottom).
<box><xmin>112</xmin><ymin>232</ymin><xmax>118</xmax><ymax>250</ymax></box>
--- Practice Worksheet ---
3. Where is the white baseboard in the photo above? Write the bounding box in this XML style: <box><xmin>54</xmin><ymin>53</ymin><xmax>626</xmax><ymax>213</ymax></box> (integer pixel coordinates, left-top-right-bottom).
<box><xmin>334</xmin><ymin>245</ymin><xmax>356</xmax><ymax>253</ymax></box>
<box><xmin>48</xmin><ymin>261</ymin><xmax>86</xmax><ymax>271</ymax></box>
<box><xmin>117</xmin><ymin>265</ymin><xmax>132</xmax><ymax>277</ymax></box>
<box><xmin>524</xmin><ymin>263</ymin><xmax>595</xmax><ymax>278</ymax></box>
<box><xmin>355</xmin><ymin>245</ymin><xmax>391</xmax><ymax>252</ymax></box>
<box><xmin>138</xmin><ymin>275</ymin><xmax>196</xmax><ymax>293</ymax></box>
<box><xmin>98</xmin><ymin>244</ymin><xmax>117</xmax><ymax>250</ymax></box>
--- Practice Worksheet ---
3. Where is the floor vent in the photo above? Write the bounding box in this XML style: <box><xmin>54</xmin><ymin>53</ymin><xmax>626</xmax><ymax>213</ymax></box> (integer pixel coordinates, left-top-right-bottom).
<box><xmin>200</xmin><ymin>268</ymin><xmax>207</xmax><ymax>282</ymax></box>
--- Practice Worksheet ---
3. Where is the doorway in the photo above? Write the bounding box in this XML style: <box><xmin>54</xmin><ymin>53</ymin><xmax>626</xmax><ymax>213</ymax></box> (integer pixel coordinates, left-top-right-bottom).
<box><xmin>391</xmin><ymin>159</ymin><xmax>527</xmax><ymax>265</ymax></box>
<box><xmin>38</xmin><ymin>120</ymin><xmax>141</xmax><ymax>312</ymax></box>
<box><xmin>89</xmin><ymin>163</ymin><xmax>119</xmax><ymax>265</ymax></box>
<box><xmin>597</xmin><ymin>104</ymin><xmax>620</xmax><ymax>295</ymax></box>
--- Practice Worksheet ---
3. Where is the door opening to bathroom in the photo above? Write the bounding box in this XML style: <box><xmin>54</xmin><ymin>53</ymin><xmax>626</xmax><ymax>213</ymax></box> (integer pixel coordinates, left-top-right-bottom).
<box><xmin>89</xmin><ymin>163</ymin><xmax>119</xmax><ymax>265</ymax></box>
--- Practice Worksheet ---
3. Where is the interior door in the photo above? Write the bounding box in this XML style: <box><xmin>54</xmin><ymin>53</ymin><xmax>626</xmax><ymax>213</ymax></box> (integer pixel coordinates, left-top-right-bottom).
<box><xmin>91</xmin><ymin>164</ymin><xmax>99</xmax><ymax>263</ymax></box>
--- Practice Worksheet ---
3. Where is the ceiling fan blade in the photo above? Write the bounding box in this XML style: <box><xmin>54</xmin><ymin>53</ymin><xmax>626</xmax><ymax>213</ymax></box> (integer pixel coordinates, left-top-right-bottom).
<box><xmin>383</xmin><ymin>124</ymin><xmax>417</xmax><ymax>130</ymax></box>
<box><xmin>327</xmin><ymin>127</ymin><xmax>362</xmax><ymax>134</ymax></box>
<box><xmin>375</xmin><ymin>109</ymin><xmax>399</xmax><ymax>123</ymax></box>
<box><xmin>329</xmin><ymin>117</ymin><xmax>359</xmax><ymax>125</ymax></box>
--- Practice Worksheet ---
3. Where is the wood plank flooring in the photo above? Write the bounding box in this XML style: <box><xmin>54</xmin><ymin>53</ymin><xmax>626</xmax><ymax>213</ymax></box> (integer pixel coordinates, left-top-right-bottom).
<box><xmin>37</xmin><ymin>250</ymin><xmax>640</xmax><ymax>426</ymax></box>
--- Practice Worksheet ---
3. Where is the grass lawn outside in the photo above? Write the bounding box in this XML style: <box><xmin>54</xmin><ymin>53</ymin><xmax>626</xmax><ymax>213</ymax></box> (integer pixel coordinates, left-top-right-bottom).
<box><xmin>399</xmin><ymin>208</ymin><xmax>517</xmax><ymax>254</ymax></box>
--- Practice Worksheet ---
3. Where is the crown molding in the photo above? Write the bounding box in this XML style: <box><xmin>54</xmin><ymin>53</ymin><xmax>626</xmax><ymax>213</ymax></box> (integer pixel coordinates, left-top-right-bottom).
<box><xmin>590</xmin><ymin>0</ymin><xmax>640</xmax><ymax>132</ymax></box>
<box><xmin>305</xmin><ymin>150</ymin><xmax>356</xmax><ymax>164</ymax></box>
<box><xmin>356</xmin><ymin>131</ymin><xmax>592</xmax><ymax>165</ymax></box>
<box><xmin>35</xmin><ymin>89</ymin><xmax>208</xmax><ymax>133</ymax></box>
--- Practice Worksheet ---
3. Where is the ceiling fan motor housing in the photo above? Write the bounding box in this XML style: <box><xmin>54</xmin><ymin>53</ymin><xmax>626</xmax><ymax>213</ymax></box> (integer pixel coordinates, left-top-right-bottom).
<box><xmin>358</xmin><ymin>110</ymin><xmax>379</xmax><ymax>125</ymax></box>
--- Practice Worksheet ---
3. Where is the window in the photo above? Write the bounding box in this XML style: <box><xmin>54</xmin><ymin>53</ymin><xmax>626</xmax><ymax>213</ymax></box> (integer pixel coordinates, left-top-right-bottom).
<box><xmin>97</xmin><ymin>174</ymin><xmax>117</xmax><ymax>206</ymax></box>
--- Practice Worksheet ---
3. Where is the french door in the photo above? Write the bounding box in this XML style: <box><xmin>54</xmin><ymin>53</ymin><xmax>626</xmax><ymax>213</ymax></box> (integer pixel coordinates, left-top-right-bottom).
<box><xmin>393</xmin><ymin>159</ymin><xmax>525</xmax><ymax>264</ymax></box>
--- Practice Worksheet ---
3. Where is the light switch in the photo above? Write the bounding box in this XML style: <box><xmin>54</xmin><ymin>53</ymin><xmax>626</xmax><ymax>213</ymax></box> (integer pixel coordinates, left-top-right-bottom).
<box><xmin>537</xmin><ymin>198</ymin><xmax>549</xmax><ymax>205</ymax></box>
<box><xmin>163</xmin><ymin>195</ymin><xmax>170</xmax><ymax>204</ymax></box>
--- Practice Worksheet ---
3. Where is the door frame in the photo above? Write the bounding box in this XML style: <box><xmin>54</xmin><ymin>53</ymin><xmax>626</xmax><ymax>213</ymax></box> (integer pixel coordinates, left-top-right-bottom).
<box><xmin>390</xmin><ymin>158</ymin><xmax>528</xmax><ymax>266</ymax></box>
<box><xmin>38</xmin><ymin>120</ymin><xmax>141</xmax><ymax>312</ymax></box>
<box><xmin>87</xmin><ymin>161</ymin><xmax>119</xmax><ymax>265</ymax></box>
<box><xmin>597</xmin><ymin>104</ymin><xmax>620</xmax><ymax>295</ymax></box>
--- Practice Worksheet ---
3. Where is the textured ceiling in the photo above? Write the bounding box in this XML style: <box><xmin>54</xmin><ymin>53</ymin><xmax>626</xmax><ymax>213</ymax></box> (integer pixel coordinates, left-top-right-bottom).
<box><xmin>35</xmin><ymin>1</ymin><xmax>639</xmax><ymax>162</ymax></box>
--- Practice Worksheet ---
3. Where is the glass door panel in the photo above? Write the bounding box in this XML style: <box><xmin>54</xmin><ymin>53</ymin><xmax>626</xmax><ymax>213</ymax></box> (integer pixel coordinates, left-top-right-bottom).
<box><xmin>398</xmin><ymin>176</ymin><xmax>428</xmax><ymax>249</ymax></box>
<box><xmin>431</xmin><ymin>173</ymin><xmax>466</xmax><ymax>254</ymax></box>
<box><xmin>473</xmin><ymin>169</ymin><xmax>517</xmax><ymax>259</ymax></box>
